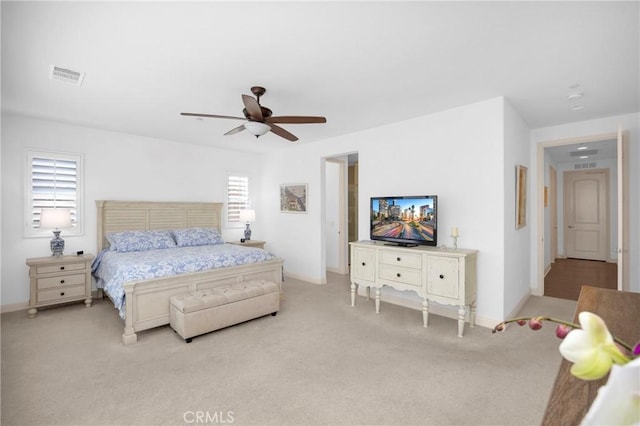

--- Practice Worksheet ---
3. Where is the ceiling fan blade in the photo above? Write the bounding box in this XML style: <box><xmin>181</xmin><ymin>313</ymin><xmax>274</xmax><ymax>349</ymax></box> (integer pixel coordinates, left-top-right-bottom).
<box><xmin>269</xmin><ymin>124</ymin><xmax>298</xmax><ymax>142</ymax></box>
<box><xmin>242</xmin><ymin>94</ymin><xmax>263</xmax><ymax>121</ymax></box>
<box><xmin>224</xmin><ymin>124</ymin><xmax>246</xmax><ymax>136</ymax></box>
<box><xmin>181</xmin><ymin>112</ymin><xmax>245</xmax><ymax>120</ymax></box>
<box><xmin>266</xmin><ymin>116</ymin><xmax>327</xmax><ymax>124</ymax></box>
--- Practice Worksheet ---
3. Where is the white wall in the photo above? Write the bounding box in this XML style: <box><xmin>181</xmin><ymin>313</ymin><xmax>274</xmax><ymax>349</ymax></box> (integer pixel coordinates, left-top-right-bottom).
<box><xmin>1</xmin><ymin>113</ymin><xmax>262</xmax><ymax>309</ymax></box>
<box><xmin>531</xmin><ymin>112</ymin><xmax>640</xmax><ymax>293</ymax></box>
<box><xmin>261</xmin><ymin>97</ymin><xmax>515</xmax><ymax>324</ymax></box>
<box><xmin>503</xmin><ymin>99</ymin><xmax>532</xmax><ymax>316</ymax></box>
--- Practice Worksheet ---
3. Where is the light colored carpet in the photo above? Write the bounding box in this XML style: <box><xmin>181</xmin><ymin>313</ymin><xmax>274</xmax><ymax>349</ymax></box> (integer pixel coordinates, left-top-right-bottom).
<box><xmin>1</xmin><ymin>273</ymin><xmax>576</xmax><ymax>426</ymax></box>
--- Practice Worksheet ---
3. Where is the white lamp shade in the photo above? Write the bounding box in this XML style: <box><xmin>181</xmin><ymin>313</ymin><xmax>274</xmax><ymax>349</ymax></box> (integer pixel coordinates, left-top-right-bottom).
<box><xmin>244</xmin><ymin>121</ymin><xmax>271</xmax><ymax>136</ymax></box>
<box><xmin>239</xmin><ymin>209</ymin><xmax>256</xmax><ymax>223</ymax></box>
<box><xmin>40</xmin><ymin>208</ymin><xmax>72</xmax><ymax>229</ymax></box>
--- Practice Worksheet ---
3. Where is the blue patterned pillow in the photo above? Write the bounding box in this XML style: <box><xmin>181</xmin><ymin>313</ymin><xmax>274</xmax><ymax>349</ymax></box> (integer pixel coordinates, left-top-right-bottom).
<box><xmin>172</xmin><ymin>227</ymin><xmax>225</xmax><ymax>247</ymax></box>
<box><xmin>106</xmin><ymin>230</ymin><xmax>177</xmax><ymax>252</ymax></box>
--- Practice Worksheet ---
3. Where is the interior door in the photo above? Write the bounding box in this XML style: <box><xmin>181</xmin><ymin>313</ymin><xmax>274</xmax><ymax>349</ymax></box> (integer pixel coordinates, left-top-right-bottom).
<box><xmin>617</xmin><ymin>128</ymin><xmax>630</xmax><ymax>291</ymax></box>
<box><xmin>564</xmin><ymin>169</ymin><xmax>609</xmax><ymax>261</ymax></box>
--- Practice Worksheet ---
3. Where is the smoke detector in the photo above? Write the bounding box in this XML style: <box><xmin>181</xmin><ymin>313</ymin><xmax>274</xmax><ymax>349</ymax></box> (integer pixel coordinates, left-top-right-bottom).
<box><xmin>49</xmin><ymin>65</ymin><xmax>85</xmax><ymax>86</ymax></box>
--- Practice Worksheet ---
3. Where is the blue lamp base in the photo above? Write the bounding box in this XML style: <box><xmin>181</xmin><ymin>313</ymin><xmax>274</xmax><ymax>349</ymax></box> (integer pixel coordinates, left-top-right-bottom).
<box><xmin>244</xmin><ymin>224</ymin><xmax>252</xmax><ymax>241</ymax></box>
<box><xmin>50</xmin><ymin>230</ymin><xmax>65</xmax><ymax>256</ymax></box>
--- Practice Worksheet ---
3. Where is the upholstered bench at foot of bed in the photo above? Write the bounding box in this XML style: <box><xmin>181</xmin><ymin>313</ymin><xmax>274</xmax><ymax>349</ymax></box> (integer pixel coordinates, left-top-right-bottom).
<box><xmin>169</xmin><ymin>280</ymin><xmax>280</xmax><ymax>343</ymax></box>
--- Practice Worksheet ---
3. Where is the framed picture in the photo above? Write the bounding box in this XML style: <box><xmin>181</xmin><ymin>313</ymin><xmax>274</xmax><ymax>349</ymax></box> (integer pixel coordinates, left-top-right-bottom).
<box><xmin>280</xmin><ymin>184</ymin><xmax>308</xmax><ymax>213</ymax></box>
<box><xmin>516</xmin><ymin>165</ymin><xmax>528</xmax><ymax>229</ymax></box>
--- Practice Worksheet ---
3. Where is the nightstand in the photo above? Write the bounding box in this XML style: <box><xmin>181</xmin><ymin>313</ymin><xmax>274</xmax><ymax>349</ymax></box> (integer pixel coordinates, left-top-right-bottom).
<box><xmin>229</xmin><ymin>240</ymin><xmax>266</xmax><ymax>249</ymax></box>
<box><xmin>26</xmin><ymin>254</ymin><xmax>95</xmax><ymax>318</ymax></box>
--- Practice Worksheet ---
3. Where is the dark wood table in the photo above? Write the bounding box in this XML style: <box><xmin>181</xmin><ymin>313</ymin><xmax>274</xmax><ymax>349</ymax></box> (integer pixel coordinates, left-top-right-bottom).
<box><xmin>541</xmin><ymin>286</ymin><xmax>640</xmax><ymax>426</ymax></box>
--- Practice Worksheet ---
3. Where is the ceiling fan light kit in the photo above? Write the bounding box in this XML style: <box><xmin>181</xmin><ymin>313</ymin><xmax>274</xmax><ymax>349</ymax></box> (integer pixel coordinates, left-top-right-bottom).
<box><xmin>244</xmin><ymin>121</ymin><xmax>271</xmax><ymax>137</ymax></box>
<box><xmin>181</xmin><ymin>86</ymin><xmax>326</xmax><ymax>142</ymax></box>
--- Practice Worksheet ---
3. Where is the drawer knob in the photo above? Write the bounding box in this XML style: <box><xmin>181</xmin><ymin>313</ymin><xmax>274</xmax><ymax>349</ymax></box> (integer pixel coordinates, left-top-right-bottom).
<box><xmin>60</xmin><ymin>266</ymin><xmax>65</xmax><ymax>270</ymax></box>
<box><xmin>60</xmin><ymin>292</ymin><xmax>65</xmax><ymax>296</ymax></box>
<box><xmin>60</xmin><ymin>280</ymin><xmax>65</xmax><ymax>284</ymax></box>
<box><xmin>396</xmin><ymin>273</ymin><xmax>401</xmax><ymax>278</ymax></box>
<box><xmin>439</xmin><ymin>274</ymin><xmax>445</xmax><ymax>279</ymax></box>
<box><xmin>396</xmin><ymin>257</ymin><xmax>401</xmax><ymax>262</ymax></box>
<box><xmin>361</xmin><ymin>262</ymin><xmax>366</xmax><ymax>266</ymax></box>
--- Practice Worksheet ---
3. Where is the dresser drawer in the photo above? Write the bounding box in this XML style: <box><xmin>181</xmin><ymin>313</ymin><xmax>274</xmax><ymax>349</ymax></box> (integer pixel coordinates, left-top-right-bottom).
<box><xmin>379</xmin><ymin>264</ymin><xmax>422</xmax><ymax>286</ymax></box>
<box><xmin>36</xmin><ymin>273</ymin><xmax>86</xmax><ymax>290</ymax></box>
<box><xmin>37</xmin><ymin>285</ymin><xmax>86</xmax><ymax>303</ymax></box>
<box><xmin>36</xmin><ymin>262</ymin><xmax>86</xmax><ymax>275</ymax></box>
<box><xmin>379</xmin><ymin>250</ymin><xmax>422</xmax><ymax>268</ymax></box>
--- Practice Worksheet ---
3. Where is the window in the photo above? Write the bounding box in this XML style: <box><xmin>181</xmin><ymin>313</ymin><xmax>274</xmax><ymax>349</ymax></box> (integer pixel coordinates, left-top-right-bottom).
<box><xmin>226</xmin><ymin>173</ymin><xmax>250</xmax><ymax>227</ymax></box>
<box><xmin>25</xmin><ymin>150</ymin><xmax>83</xmax><ymax>237</ymax></box>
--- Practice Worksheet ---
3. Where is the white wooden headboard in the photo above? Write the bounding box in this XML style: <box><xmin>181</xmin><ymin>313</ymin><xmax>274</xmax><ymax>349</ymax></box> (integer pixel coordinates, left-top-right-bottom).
<box><xmin>96</xmin><ymin>200</ymin><xmax>223</xmax><ymax>252</ymax></box>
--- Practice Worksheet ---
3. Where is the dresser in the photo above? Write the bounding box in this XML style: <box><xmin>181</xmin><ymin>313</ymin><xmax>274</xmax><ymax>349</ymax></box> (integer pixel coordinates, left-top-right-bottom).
<box><xmin>26</xmin><ymin>254</ymin><xmax>95</xmax><ymax>318</ymax></box>
<box><xmin>350</xmin><ymin>241</ymin><xmax>478</xmax><ymax>337</ymax></box>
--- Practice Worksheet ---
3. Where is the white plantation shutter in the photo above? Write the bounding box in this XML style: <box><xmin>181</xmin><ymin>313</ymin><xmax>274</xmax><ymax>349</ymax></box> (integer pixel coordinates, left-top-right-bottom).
<box><xmin>26</xmin><ymin>150</ymin><xmax>83</xmax><ymax>237</ymax></box>
<box><xmin>227</xmin><ymin>174</ymin><xmax>250</xmax><ymax>226</ymax></box>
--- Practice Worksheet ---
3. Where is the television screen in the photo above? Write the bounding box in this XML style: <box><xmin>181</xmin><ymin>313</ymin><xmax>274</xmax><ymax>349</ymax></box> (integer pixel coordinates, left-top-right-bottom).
<box><xmin>370</xmin><ymin>195</ymin><xmax>437</xmax><ymax>246</ymax></box>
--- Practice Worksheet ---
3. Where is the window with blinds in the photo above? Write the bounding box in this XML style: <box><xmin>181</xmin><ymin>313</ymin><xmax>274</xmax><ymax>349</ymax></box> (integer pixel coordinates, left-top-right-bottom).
<box><xmin>226</xmin><ymin>173</ymin><xmax>250</xmax><ymax>226</ymax></box>
<box><xmin>26</xmin><ymin>150</ymin><xmax>83</xmax><ymax>237</ymax></box>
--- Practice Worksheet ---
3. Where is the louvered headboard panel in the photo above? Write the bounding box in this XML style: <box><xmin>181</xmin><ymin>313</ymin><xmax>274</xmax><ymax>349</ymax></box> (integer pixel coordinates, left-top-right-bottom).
<box><xmin>96</xmin><ymin>200</ymin><xmax>223</xmax><ymax>252</ymax></box>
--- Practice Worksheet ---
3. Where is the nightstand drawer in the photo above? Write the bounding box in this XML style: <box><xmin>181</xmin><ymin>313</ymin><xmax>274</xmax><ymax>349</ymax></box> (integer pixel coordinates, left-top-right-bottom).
<box><xmin>37</xmin><ymin>285</ymin><xmax>86</xmax><ymax>303</ymax></box>
<box><xmin>36</xmin><ymin>262</ymin><xmax>86</xmax><ymax>275</ymax></box>
<box><xmin>36</xmin><ymin>273</ymin><xmax>86</xmax><ymax>290</ymax></box>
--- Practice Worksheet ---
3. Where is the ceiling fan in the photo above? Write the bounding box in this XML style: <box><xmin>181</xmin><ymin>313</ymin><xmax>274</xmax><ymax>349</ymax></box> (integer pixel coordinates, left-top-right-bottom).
<box><xmin>181</xmin><ymin>86</ymin><xmax>326</xmax><ymax>142</ymax></box>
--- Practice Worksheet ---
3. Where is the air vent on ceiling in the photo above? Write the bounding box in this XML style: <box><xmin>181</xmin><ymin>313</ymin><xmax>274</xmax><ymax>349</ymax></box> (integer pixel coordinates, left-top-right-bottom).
<box><xmin>49</xmin><ymin>65</ymin><xmax>85</xmax><ymax>86</ymax></box>
<box><xmin>574</xmin><ymin>162</ymin><xmax>597</xmax><ymax>169</ymax></box>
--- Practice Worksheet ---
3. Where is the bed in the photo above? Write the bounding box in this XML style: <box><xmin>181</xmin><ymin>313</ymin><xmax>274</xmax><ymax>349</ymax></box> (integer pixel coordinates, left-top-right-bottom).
<box><xmin>95</xmin><ymin>200</ymin><xmax>284</xmax><ymax>345</ymax></box>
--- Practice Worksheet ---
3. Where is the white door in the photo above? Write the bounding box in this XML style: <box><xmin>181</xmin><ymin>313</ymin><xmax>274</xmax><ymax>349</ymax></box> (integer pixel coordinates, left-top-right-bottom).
<box><xmin>564</xmin><ymin>169</ymin><xmax>609</xmax><ymax>261</ymax></box>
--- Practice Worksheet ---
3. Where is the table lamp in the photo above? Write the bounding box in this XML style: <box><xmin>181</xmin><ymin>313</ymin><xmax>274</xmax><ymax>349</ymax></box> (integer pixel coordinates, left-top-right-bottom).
<box><xmin>40</xmin><ymin>208</ymin><xmax>72</xmax><ymax>256</ymax></box>
<box><xmin>238</xmin><ymin>209</ymin><xmax>256</xmax><ymax>241</ymax></box>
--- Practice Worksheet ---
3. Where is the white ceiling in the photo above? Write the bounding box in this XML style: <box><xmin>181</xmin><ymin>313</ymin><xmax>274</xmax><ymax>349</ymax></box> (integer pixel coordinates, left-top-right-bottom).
<box><xmin>2</xmin><ymin>1</ymin><xmax>639</xmax><ymax>154</ymax></box>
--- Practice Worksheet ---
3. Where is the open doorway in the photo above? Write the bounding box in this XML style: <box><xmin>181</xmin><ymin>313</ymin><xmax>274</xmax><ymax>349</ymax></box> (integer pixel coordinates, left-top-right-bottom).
<box><xmin>323</xmin><ymin>153</ymin><xmax>359</xmax><ymax>275</ymax></box>
<box><xmin>540</xmin><ymin>136</ymin><xmax>622</xmax><ymax>300</ymax></box>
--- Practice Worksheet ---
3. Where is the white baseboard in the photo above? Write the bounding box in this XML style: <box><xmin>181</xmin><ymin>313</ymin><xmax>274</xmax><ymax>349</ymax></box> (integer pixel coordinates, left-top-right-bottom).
<box><xmin>1</xmin><ymin>302</ymin><xmax>28</xmax><ymax>314</ymax></box>
<box><xmin>284</xmin><ymin>272</ymin><xmax>326</xmax><ymax>284</ymax></box>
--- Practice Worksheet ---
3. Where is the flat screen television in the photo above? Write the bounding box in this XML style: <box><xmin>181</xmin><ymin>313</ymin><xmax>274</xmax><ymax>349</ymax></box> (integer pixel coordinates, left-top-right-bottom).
<box><xmin>370</xmin><ymin>195</ymin><xmax>437</xmax><ymax>247</ymax></box>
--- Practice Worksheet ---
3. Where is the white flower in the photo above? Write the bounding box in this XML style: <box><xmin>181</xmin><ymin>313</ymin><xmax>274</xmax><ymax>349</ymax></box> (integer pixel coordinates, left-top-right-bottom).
<box><xmin>581</xmin><ymin>357</ymin><xmax>640</xmax><ymax>426</ymax></box>
<box><xmin>559</xmin><ymin>312</ymin><xmax>630</xmax><ymax>380</ymax></box>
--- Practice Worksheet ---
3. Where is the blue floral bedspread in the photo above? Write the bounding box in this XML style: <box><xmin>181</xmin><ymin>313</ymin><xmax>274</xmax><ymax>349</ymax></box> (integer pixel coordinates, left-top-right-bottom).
<box><xmin>92</xmin><ymin>244</ymin><xmax>276</xmax><ymax>319</ymax></box>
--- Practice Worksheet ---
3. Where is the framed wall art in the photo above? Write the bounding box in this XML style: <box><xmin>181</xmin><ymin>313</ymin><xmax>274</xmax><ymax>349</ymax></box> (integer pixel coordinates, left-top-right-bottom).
<box><xmin>280</xmin><ymin>184</ymin><xmax>308</xmax><ymax>213</ymax></box>
<box><xmin>516</xmin><ymin>165</ymin><xmax>528</xmax><ymax>229</ymax></box>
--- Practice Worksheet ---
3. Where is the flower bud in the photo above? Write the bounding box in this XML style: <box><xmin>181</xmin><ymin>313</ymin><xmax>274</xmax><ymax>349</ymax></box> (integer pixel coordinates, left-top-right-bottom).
<box><xmin>493</xmin><ymin>323</ymin><xmax>505</xmax><ymax>333</ymax></box>
<box><xmin>633</xmin><ymin>342</ymin><xmax>640</xmax><ymax>356</ymax></box>
<box><xmin>555</xmin><ymin>325</ymin><xmax>571</xmax><ymax>339</ymax></box>
<box><xmin>517</xmin><ymin>319</ymin><xmax>527</xmax><ymax>326</ymax></box>
<box><xmin>529</xmin><ymin>317</ymin><xmax>543</xmax><ymax>330</ymax></box>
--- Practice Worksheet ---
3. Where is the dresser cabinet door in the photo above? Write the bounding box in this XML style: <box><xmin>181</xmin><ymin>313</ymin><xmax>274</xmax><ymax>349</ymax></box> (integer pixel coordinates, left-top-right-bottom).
<box><xmin>352</xmin><ymin>247</ymin><xmax>376</xmax><ymax>282</ymax></box>
<box><xmin>427</xmin><ymin>256</ymin><xmax>460</xmax><ymax>299</ymax></box>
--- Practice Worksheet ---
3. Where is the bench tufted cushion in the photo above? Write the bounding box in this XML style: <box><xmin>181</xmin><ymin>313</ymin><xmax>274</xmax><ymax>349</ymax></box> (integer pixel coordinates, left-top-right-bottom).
<box><xmin>171</xmin><ymin>280</ymin><xmax>279</xmax><ymax>314</ymax></box>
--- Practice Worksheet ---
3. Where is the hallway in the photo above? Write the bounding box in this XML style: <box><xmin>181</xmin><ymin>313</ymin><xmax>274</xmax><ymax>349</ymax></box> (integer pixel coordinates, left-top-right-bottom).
<box><xmin>544</xmin><ymin>258</ymin><xmax>617</xmax><ymax>301</ymax></box>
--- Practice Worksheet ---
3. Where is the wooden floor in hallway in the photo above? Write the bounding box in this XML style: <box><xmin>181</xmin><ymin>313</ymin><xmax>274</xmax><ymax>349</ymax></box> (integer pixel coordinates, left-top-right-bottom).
<box><xmin>544</xmin><ymin>258</ymin><xmax>617</xmax><ymax>301</ymax></box>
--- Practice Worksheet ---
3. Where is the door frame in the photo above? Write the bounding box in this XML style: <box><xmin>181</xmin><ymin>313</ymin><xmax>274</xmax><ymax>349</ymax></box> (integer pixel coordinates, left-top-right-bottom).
<box><xmin>549</xmin><ymin>165</ymin><xmax>558</xmax><ymax>265</ymax></box>
<box><xmin>535</xmin><ymin>131</ymin><xmax>627</xmax><ymax>295</ymax></box>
